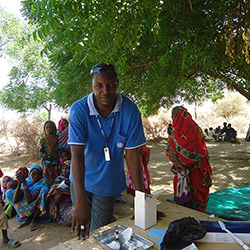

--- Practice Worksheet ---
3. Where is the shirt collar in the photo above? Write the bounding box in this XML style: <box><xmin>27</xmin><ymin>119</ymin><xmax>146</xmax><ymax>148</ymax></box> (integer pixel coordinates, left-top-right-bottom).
<box><xmin>87</xmin><ymin>92</ymin><xmax>123</xmax><ymax>116</ymax></box>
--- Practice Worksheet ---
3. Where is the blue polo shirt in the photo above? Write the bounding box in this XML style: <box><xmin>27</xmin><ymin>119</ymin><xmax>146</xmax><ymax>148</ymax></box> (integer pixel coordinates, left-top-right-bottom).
<box><xmin>68</xmin><ymin>93</ymin><xmax>146</xmax><ymax>196</ymax></box>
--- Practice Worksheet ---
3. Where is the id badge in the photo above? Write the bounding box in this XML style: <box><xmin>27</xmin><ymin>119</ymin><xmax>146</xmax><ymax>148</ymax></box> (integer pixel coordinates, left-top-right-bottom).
<box><xmin>104</xmin><ymin>146</ymin><xmax>110</xmax><ymax>161</ymax></box>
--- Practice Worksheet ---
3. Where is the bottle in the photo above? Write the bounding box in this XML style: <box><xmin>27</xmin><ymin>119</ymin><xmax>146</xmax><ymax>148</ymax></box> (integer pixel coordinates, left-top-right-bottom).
<box><xmin>115</xmin><ymin>230</ymin><xmax>119</xmax><ymax>240</ymax></box>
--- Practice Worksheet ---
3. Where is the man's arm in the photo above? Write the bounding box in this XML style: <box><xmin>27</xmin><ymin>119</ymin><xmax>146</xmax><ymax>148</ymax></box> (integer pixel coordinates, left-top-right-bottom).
<box><xmin>125</xmin><ymin>148</ymin><xmax>145</xmax><ymax>192</ymax></box>
<box><xmin>71</xmin><ymin>144</ymin><xmax>91</xmax><ymax>240</ymax></box>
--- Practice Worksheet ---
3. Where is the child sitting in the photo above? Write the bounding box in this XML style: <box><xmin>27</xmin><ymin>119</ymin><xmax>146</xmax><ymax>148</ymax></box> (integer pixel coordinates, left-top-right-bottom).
<box><xmin>4</xmin><ymin>180</ymin><xmax>18</xmax><ymax>218</ymax></box>
<box><xmin>0</xmin><ymin>169</ymin><xmax>20</xmax><ymax>248</ymax></box>
<box><xmin>1</xmin><ymin>176</ymin><xmax>13</xmax><ymax>201</ymax></box>
<box><xmin>1</xmin><ymin>176</ymin><xmax>16</xmax><ymax>218</ymax></box>
<box><xmin>59</xmin><ymin>149</ymin><xmax>71</xmax><ymax>164</ymax></box>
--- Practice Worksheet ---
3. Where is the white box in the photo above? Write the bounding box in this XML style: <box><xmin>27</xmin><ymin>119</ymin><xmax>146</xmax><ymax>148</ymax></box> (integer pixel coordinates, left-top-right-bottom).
<box><xmin>134</xmin><ymin>189</ymin><xmax>165</xmax><ymax>230</ymax></box>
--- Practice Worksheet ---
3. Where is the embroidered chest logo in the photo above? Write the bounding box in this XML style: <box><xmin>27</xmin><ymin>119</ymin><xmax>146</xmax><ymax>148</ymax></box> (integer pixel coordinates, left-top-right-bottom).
<box><xmin>117</xmin><ymin>142</ymin><xmax>124</xmax><ymax>148</ymax></box>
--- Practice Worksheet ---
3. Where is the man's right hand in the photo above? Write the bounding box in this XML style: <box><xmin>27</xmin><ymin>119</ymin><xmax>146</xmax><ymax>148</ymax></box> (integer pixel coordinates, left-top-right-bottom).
<box><xmin>71</xmin><ymin>200</ymin><xmax>91</xmax><ymax>240</ymax></box>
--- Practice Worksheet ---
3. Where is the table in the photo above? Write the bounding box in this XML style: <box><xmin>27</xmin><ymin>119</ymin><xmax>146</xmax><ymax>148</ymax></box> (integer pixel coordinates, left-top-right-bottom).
<box><xmin>50</xmin><ymin>201</ymin><xmax>249</xmax><ymax>249</ymax></box>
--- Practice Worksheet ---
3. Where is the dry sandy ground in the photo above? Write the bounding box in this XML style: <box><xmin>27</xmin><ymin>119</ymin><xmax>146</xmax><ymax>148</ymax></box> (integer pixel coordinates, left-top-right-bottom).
<box><xmin>0</xmin><ymin>137</ymin><xmax>250</xmax><ymax>249</ymax></box>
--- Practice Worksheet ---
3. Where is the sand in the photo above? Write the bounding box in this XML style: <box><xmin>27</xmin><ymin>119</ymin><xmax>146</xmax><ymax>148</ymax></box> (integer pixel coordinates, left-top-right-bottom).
<box><xmin>0</xmin><ymin>136</ymin><xmax>250</xmax><ymax>249</ymax></box>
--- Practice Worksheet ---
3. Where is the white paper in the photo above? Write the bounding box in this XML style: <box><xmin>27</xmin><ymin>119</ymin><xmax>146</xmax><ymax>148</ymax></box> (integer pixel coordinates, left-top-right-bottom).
<box><xmin>57</xmin><ymin>180</ymin><xmax>68</xmax><ymax>189</ymax></box>
<box><xmin>182</xmin><ymin>243</ymin><xmax>199</xmax><ymax>250</ymax></box>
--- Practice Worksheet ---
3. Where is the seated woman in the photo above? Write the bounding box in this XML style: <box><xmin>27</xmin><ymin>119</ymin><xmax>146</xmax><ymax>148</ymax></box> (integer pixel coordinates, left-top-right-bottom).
<box><xmin>47</xmin><ymin>160</ymin><xmax>73</xmax><ymax>227</ymax></box>
<box><xmin>5</xmin><ymin>165</ymin><xmax>49</xmax><ymax>231</ymax></box>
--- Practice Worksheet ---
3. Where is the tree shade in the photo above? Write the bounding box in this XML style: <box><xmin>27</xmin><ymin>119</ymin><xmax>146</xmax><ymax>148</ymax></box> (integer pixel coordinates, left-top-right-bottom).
<box><xmin>1</xmin><ymin>1</ymin><xmax>250</xmax><ymax>116</ymax></box>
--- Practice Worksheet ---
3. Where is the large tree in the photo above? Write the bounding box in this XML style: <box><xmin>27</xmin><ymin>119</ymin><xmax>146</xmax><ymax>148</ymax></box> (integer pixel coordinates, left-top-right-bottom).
<box><xmin>1</xmin><ymin>1</ymin><xmax>250</xmax><ymax>116</ymax></box>
<box><xmin>0</xmin><ymin>7</ymin><xmax>58</xmax><ymax>118</ymax></box>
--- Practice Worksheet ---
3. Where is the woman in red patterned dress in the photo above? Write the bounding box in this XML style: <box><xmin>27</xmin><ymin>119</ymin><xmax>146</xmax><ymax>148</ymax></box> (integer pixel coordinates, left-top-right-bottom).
<box><xmin>166</xmin><ymin>106</ymin><xmax>212</xmax><ymax>212</ymax></box>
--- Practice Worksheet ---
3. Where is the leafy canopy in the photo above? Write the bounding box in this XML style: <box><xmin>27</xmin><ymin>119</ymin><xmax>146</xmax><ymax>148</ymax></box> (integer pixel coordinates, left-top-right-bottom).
<box><xmin>0</xmin><ymin>6</ymin><xmax>56</xmax><ymax>114</ymax></box>
<box><xmin>1</xmin><ymin>1</ymin><xmax>250</xmax><ymax>116</ymax></box>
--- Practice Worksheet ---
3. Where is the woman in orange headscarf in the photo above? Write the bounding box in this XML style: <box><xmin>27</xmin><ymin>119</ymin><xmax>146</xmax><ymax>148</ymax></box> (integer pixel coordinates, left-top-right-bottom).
<box><xmin>166</xmin><ymin>106</ymin><xmax>212</xmax><ymax>212</ymax></box>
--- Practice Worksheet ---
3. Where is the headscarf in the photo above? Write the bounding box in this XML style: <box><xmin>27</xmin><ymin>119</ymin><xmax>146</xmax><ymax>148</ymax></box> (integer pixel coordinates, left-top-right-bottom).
<box><xmin>61</xmin><ymin>160</ymin><xmax>70</xmax><ymax>170</ymax></box>
<box><xmin>1</xmin><ymin>176</ymin><xmax>13</xmax><ymax>198</ymax></box>
<box><xmin>19</xmin><ymin>167</ymin><xmax>27</xmax><ymax>173</ymax></box>
<box><xmin>44</xmin><ymin>120</ymin><xmax>57</xmax><ymax>136</ymax></box>
<box><xmin>167</xmin><ymin>107</ymin><xmax>209</xmax><ymax>166</ymax></box>
<box><xmin>57</xmin><ymin>118</ymin><xmax>68</xmax><ymax>134</ymax></box>
<box><xmin>25</xmin><ymin>165</ymin><xmax>49</xmax><ymax>193</ymax></box>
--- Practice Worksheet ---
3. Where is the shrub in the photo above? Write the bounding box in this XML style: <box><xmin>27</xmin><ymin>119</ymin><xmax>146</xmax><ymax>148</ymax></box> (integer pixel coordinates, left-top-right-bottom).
<box><xmin>142</xmin><ymin>108</ymin><xmax>171</xmax><ymax>140</ymax></box>
<box><xmin>8</xmin><ymin>119</ymin><xmax>43</xmax><ymax>159</ymax></box>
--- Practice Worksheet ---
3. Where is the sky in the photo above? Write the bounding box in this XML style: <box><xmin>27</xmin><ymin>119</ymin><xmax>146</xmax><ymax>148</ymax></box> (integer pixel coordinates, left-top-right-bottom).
<box><xmin>0</xmin><ymin>0</ymin><xmax>68</xmax><ymax>121</ymax></box>
<box><xmin>0</xmin><ymin>0</ymin><xmax>23</xmax><ymax>89</ymax></box>
<box><xmin>0</xmin><ymin>0</ymin><xmax>23</xmax><ymax>120</ymax></box>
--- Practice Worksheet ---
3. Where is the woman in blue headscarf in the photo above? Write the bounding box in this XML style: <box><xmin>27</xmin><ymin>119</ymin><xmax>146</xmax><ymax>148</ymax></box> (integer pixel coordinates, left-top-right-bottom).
<box><xmin>5</xmin><ymin>165</ymin><xmax>49</xmax><ymax>231</ymax></box>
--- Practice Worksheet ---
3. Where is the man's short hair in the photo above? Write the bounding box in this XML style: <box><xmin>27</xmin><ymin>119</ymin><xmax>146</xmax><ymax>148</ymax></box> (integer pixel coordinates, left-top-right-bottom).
<box><xmin>90</xmin><ymin>63</ymin><xmax>118</xmax><ymax>80</ymax></box>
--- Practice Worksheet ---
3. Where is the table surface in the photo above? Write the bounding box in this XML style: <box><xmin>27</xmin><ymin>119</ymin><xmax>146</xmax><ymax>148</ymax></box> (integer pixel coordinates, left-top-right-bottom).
<box><xmin>50</xmin><ymin>201</ymin><xmax>249</xmax><ymax>250</ymax></box>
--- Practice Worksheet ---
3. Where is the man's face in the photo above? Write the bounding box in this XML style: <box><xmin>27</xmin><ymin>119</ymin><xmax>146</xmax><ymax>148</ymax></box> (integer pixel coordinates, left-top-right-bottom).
<box><xmin>91</xmin><ymin>72</ymin><xmax>119</xmax><ymax>109</ymax></box>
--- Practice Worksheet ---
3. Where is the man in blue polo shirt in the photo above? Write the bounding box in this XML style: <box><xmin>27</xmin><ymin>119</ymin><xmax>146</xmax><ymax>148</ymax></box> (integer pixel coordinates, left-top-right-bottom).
<box><xmin>68</xmin><ymin>63</ymin><xmax>146</xmax><ymax>240</ymax></box>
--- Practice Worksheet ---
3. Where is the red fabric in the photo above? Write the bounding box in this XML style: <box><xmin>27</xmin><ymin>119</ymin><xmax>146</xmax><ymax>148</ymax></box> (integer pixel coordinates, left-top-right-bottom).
<box><xmin>58</xmin><ymin>127</ymin><xmax>69</xmax><ymax>148</ymax></box>
<box><xmin>166</xmin><ymin>108</ymin><xmax>212</xmax><ymax>212</ymax></box>
<box><xmin>0</xmin><ymin>169</ymin><xmax>3</xmax><ymax>178</ymax></box>
<box><xmin>127</xmin><ymin>145</ymin><xmax>151</xmax><ymax>196</ymax></box>
<box><xmin>140</xmin><ymin>145</ymin><xmax>151</xmax><ymax>187</ymax></box>
<box><xmin>169</xmin><ymin>108</ymin><xmax>209</xmax><ymax>164</ymax></box>
<box><xmin>57</xmin><ymin>118</ymin><xmax>65</xmax><ymax>133</ymax></box>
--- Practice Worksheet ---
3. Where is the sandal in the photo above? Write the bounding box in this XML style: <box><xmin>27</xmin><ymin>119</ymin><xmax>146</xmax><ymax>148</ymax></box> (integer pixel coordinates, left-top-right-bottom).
<box><xmin>30</xmin><ymin>221</ymin><xmax>39</xmax><ymax>231</ymax></box>
<box><xmin>17</xmin><ymin>219</ymin><xmax>31</xmax><ymax>229</ymax></box>
<box><xmin>3</xmin><ymin>239</ymin><xmax>21</xmax><ymax>248</ymax></box>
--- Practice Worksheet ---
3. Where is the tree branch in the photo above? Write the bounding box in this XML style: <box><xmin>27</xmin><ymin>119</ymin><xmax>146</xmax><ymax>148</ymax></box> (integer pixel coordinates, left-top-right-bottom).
<box><xmin>128</xmin><ymin>58</ymin><xmax>158</xmax><ymax>68</ymax></box>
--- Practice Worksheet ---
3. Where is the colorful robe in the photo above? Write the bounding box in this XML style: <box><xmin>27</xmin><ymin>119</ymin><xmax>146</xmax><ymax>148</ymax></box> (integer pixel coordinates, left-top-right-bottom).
<box><xmin>166</xmin><ymin>107</ymin><xmax>212</xmax><ymax>212</ymax></box>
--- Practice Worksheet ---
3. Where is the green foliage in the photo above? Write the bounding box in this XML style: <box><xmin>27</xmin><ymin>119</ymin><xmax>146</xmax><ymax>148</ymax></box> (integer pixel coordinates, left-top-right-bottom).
<box><xmin>1</xmin><ymin>1</ymin><xmax>250</xmax><ymax>116</ymax></box>
<box><xmin>0</xmin><ymin>7</ymin><xmax>55</xmax><ymax>113</ymax></box>
<box><xmin>19</xmin><ymin>0</ymin><xmax>250</xmax><ymax>115</ymax></box>
<box><xmin>212</xmin><ymin>92</ymin><xmax>246</xmax><ymax>120</ymax></box>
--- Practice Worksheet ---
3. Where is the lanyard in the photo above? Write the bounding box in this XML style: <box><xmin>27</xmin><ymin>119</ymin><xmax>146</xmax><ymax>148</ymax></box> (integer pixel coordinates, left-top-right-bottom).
<box><xmin>96</xmin><ymin>113</ymin><xmax>116</xmax><ymax>146</ymax></box>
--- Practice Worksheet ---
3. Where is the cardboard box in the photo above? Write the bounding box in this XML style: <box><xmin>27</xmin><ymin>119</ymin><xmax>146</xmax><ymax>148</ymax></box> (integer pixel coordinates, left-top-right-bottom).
<box><xmin>134</xmin><ymin>189</ymin><xmax>165</xmax><ymax>230</ymax></box>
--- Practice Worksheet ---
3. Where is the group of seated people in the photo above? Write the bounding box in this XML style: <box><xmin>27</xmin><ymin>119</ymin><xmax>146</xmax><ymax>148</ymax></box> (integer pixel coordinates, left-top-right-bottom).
<box><xmin>204</xmin><ymin>122</ymin><xmax>237</xmax><ymax>143</ymax></box>
<box><xmin>0</xmin><ymin>158</ymin><xmax>73</xmax><ymax>232</ymax></box>
<box><xmin>0</xmin><ymin>117</ymin><xmax>154</xmax><ymax>234</ymax></box>
<box><xmin>0</xmin><ymin>118</ymin><xmax>73</xmax><ymax>232</ymax></box>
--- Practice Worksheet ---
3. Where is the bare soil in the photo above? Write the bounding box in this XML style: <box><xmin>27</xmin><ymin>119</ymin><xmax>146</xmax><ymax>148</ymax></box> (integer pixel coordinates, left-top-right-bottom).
<box><xmin>0</xmin><ymin>137</ymin><xmax>250</xmax><ymax>249</ymax></box>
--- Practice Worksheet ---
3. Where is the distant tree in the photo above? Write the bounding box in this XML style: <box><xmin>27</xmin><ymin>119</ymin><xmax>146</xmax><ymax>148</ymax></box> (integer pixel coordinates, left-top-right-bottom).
<box><xmin>212</xmin><ymin>92</ymin><xmax>246</xmax><ymax>121</ymax></box>
<box><xmin>0</xmin><ymin>7</ymin><xmax>58</xmax><ymax>119</ymax></box>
